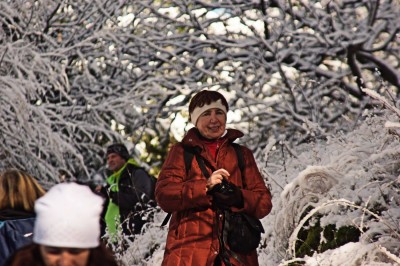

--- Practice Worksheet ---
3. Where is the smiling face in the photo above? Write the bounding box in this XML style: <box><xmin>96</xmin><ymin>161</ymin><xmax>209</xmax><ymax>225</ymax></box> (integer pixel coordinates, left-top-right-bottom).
<box><xmin>196</xmin><ymin>108</ymin><xmax>227</xmax><ymax>140</ymax></box>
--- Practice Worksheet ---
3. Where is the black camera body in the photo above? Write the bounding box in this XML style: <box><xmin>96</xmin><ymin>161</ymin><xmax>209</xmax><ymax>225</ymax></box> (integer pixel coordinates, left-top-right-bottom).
<box><xmin>212</xmin><ymin>179</ymin><xmax>235</xmax><ymax>195</ymax></box>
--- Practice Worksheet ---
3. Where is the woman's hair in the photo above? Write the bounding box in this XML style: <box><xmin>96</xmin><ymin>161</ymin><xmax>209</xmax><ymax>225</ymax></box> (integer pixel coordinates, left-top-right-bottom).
<box><xmin>188</xmin><ymin>90</ymin><xmax>229</xmax><ymax>114</ymax></box>
<box><xmin>0</xmin><ymin>169</ymin><xmax>45</xmax><ymax>211</ymax></box>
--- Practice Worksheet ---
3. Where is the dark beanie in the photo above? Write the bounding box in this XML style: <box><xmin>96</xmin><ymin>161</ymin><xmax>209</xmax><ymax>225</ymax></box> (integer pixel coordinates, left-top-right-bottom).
<box><xmin>106</xmin><ymin>143</ymin><xmax>130</xmax><ymax>161</ymax></box>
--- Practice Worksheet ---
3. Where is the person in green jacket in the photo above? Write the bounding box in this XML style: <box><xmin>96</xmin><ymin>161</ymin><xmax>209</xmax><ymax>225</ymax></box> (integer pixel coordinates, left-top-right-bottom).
<box><xmin>96</xmin><ymin>143</ymin><xmax>154</xmax><ymax>241</ymax></box>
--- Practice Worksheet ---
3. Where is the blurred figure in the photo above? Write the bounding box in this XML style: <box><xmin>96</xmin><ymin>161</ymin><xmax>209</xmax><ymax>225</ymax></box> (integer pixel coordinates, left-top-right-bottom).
<box><xmin>0</xmin><ymin>169</ymin><xmax>45</xmax><ymax>266</ymax></box>
<box><xmin>5</xmin><ymin>182</ymin><xmax>118</xmax><ymax>266</ymax></box>
<box><xmin>96</xmin><ymin>143</ymin><xmax>154</xmax><ymax>240</ymax></box>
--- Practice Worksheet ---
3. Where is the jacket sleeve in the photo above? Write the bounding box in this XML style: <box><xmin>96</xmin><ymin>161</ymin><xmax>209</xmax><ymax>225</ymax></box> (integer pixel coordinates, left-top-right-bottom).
<box><xmin>155</xmin><ymin>144</ymin><xmax>212</xmax><ymax>213</ymax></box>
<box><xmin>0</xmin><ymin>219</ymin><xmax>35</xmax><ymax>265</ymax></box>
<box><xmin>116</xmin><ymin>166</ymin><xmax>153</xmax><ymax>210</ymax></box>
<box><xmin>0</xmin><ymin>221</ymin><xmax>10</xmax><ymax>265</ymax></box>
<box><xmin>234</xmin><ymin>146</ymin><xmax>273</xmax><ymax>219</ymax></box>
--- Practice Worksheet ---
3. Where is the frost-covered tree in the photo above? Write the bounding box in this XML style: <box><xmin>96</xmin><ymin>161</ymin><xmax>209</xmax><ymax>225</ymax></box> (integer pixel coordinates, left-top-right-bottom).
<box><xmin>1</xmin><ymin>0</ymin><xmax>399</xmax><ymax>183</ymax></box>
<box><xmin>1</xmin><ymin>1</ymin><xmax>399</xmax><ymax>265</ymax></box>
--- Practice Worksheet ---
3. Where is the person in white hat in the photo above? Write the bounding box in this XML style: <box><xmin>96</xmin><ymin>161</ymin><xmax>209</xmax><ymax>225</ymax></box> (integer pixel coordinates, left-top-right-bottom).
<box><xmin>5</xmin><ymin>182</ymin><xmax>118</xmax><ymax>266</ymax></box>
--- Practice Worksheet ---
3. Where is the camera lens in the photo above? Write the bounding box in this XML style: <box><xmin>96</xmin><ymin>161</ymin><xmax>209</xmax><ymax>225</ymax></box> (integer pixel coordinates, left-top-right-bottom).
<box><xmin>213</xmin><ymin>179</ymin><xmax>234</xmax><ymax>195</ymax></box>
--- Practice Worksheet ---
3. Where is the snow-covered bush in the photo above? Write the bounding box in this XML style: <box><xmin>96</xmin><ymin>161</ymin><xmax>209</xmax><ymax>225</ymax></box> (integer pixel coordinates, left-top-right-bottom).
<box><xmin>260</xmin><ymin>108</ymin><xmax>400</xmax><ymax>265</ymax></box>
<box><xmin>114</xmin><ymin>106</ymin><xmax>400</xmax><ymax>266</ymax></box>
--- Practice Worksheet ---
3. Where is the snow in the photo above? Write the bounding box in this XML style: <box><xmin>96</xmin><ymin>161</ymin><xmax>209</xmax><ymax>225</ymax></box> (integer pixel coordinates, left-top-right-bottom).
<box><xmin>301</xmin><ymin>242</ymin><xmax>390</xmax><ymax>266</ymax></box>
<box><xmin>117</xmin><ymin>110</ymin><xmax>400</xmax><ymax>265</ymax></box>
<box><xmin>261</xmin><ymin>111</ymin><xmax>400</xmax><ymax>265</ymax></box>
<box><xmin>1</xmin><ymin>1</ymin><xmax>399</xmax><ymax>265</ymax></box>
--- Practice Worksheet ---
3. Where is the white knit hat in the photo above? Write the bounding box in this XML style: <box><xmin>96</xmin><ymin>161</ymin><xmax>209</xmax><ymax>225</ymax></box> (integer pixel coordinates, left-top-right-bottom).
<box><xmin>33</xmin><ymin>182</ymin><xmax>104</xmax><ymax>248</ymax></box>
<box><xmin>190</xmin><ymin>99</ymin><xmax>227</xmax><ymax>126</ymax></box>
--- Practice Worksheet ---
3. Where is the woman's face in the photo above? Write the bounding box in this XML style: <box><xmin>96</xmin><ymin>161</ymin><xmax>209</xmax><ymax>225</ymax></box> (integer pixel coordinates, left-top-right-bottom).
<box><xmin>196</xmin><ymin>108</ymin><xmax>226</xmax><ymax>140</ymax></box>
<box><xmin>40</xmin><ymin>245</ymin><xmax>91</xmax><ymax>266</ymax></box>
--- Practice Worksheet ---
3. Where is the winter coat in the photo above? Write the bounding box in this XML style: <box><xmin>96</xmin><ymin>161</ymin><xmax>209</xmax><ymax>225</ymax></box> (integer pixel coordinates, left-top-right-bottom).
<box><xmin>0</xmin><ymin>209</ymin><xmax>35</xmax><ymax>266</ymax></box>
<box><xmin>4</xmin><ymin>243</ymin><xmax>118</xmax><ymax>266</ymax></box>
<box><xmin>101</xmin><ymin>161</ymin><xmax>154</xmax><ymax>237</ymax></box>
<box><xmin>155</xmin><ymin>128</ymin><xmax>272</xmax><ymax>266</ymax></box>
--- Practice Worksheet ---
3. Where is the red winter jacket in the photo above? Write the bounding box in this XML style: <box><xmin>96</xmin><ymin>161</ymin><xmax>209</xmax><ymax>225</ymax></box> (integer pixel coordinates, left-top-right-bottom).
<box><xmin>155</xmin><ymin>128</ymin><xmax>272</xmax><ymax>266</ymax></box>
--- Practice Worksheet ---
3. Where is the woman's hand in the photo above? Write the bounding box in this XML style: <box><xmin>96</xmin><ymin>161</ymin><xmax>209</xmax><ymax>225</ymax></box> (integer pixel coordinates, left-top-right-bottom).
<box><xmin>212</xmin><ymin>183</ymin><xmax>244</xmax><ymax>209</ymax></box>
<box><xmin>206</xmin><ymin>168</ymin><xmax>230</xmax><ymax>191</ymax></box>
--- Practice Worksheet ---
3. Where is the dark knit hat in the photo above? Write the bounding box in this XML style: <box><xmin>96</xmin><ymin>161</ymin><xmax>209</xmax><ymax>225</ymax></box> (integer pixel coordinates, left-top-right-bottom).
<box><xmin>106</xmin><ymin>143</ymin><xmax>130</xmax><ymax>161</ymax></box>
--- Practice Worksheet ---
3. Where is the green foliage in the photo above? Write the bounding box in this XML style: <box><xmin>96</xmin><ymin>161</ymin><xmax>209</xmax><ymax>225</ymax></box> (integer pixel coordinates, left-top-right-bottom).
<box><xmin>295</xmin><ymin>220</ymin><xmax>360</xmax><ymax>258</ymax></box>
<box><xmin>319</xmin><ymin>225</ymin><xmax>360</xmax><ymax>252</ymax></box>
<box><xmin>295</xmin><ymin>221</ymin><xmax>323</xmax><ymax>258</ymax></box>
<box><xmin>138</xmin><ymin>132</ymin><xmax>178</xmax><ymax>176</ymax></box>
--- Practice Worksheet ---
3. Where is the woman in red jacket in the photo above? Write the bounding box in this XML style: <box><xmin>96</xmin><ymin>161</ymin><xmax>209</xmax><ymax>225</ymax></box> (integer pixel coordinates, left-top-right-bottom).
<box><xmin>155</xmin><ymin>90</ymin><xmax>272</xmax><ymax>266</ymax></box>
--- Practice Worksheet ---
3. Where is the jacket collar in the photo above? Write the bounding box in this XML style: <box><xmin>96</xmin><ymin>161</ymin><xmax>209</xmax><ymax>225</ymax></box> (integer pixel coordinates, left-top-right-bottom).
<box><xmin>0</xmin><ymin>208</ymin><xmax>35</xmax><ymax>220</ymax></box>
<box><xmin>182</xmin><ymin>127</ymin><xmax>244</xmax><ymax>150</ymax></box>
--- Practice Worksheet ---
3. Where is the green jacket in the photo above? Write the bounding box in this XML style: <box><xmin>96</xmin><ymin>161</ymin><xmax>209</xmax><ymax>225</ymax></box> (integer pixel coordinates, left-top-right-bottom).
<box><xmin>104</xmin><ymin>159</ymin><xmax>154</xmax><ymax>237</ymax></box>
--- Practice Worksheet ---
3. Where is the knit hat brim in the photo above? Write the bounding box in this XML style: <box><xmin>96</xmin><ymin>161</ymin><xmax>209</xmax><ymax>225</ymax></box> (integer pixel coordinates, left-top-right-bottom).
<box><xmin>106</xmin><ymin>144</ymin><xmax>130</xmax><ymax>161</ymax></box>
<box><xmin>190</xmin><ymin>99</ymin><xmax>227</xmax><ymax>126</ymax></box>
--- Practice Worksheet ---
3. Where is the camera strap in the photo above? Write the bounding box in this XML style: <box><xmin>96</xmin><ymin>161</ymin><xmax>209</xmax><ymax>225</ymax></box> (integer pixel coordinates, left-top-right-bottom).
<box><xmin>194</xmin><ymin>153</ymin><xmax>213</xmax><ymax>178</ymax></box>
<box><xmin>195</xmin><ymin>154</ymin><xmax>245</xmax><ymax>265</ymax></box>
<box><xmin>161</xmin><ymin>153</ymin><xmax>212</xmax><ymax>227</ymax></box>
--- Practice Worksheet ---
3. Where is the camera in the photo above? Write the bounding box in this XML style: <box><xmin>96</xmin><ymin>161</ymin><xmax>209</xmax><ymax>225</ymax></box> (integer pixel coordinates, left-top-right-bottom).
<box><xmin>212</xmin><ymin>179</ymin><xmax>235</xmax><ymax>195</ymax></box>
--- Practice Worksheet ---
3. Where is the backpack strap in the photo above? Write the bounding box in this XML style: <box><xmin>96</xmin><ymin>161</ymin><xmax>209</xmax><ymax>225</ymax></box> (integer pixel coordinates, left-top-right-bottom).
<box><xmin>161</xmin><ymin>213</ymin><xmax>172</xmax><ymax>226</ymax></box>
<box><xmin>185</xmin><ymin>143</ymin><xmax>243</xmax><ymax>175</ymax></box>
<box><xmin>162</xmin><ymin>146</ymin><xmax>196</xmax><ymax>227</ymax></box>
<box><xmin>184</xmin><ymin>147</ymin><xmax>195</xmax><ymax>176</ymax></box>
<box><xmin>162</xmin><ymin>143</ymin><xmax>243</xmax><ymax>227</ymax></box>
<box><xmin>162</xmin><ymin>147</ymin><xmax>208</xmax><ymax>227</ymax></box>
<box><xmin>195</xmin><ymin>153</ymin><xmax>212</xmax><ymax>178</ymax></box>
<box><xmin>231</xmin><ymin>143</ymin><xmax>244</xmax><ymax>174</ymax></box>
